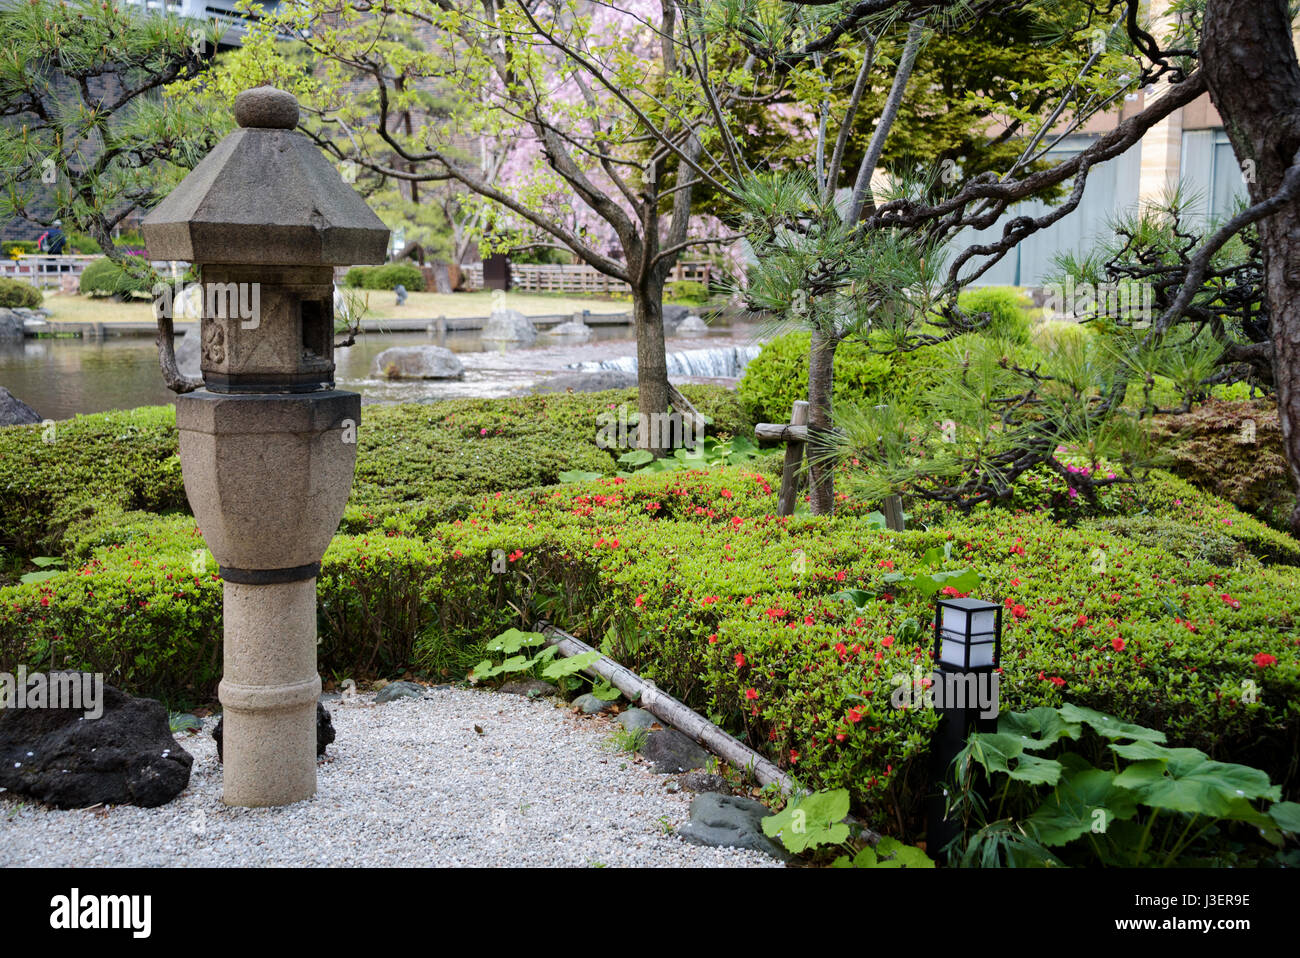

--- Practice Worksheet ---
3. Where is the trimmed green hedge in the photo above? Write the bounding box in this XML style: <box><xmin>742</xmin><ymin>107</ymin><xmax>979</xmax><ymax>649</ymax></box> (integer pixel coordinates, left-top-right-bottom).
<box><xmin>78</xmin><ymin>256</ymin><xmax>152</xmax><ymax>298</ymax></box>
<box><xmin>0</xmin><ymin>387</ymin><xmax>750</xmax><ymax>560</ymax></box>
<box><xmin>3</xmin><ymin>461</ymin><xmax>1297</xmax><ymax>831</ymax></box>
<box><xmin>344</xmin><ymin>263</ymin><xmax>426</xmax><ymax>292</ymax></box>
<box><xmin>3</xmin><ymin>389</ymin><xmax>1297</xmax><ymax>832</ymax></box>
<box><xmin>0</xmin><ymin>277</ymin><xmax>42</xmax><ymax>308</ymax></box>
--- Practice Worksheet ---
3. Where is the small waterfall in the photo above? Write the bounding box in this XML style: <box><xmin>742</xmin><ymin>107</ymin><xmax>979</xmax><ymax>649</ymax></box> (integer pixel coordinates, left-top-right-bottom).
<box><xmin>571</xmin><ymin>344</ymin><xmax>763</xmax><ymax>378</ymax></box>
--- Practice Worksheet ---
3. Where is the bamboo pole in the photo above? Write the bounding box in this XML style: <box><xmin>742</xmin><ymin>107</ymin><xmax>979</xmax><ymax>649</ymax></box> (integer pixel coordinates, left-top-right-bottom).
<box><xmin>537</xmin><ymin>622</ymin><xmax>797</xmax><ymax>795</ymax></box>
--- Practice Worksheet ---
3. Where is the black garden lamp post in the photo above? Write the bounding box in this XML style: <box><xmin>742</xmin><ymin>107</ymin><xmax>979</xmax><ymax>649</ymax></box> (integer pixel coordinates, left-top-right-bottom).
<box><xmin>927</xmin><ymin>596</ymin><xmax>1002</xmax><ymax>861</ymax></box>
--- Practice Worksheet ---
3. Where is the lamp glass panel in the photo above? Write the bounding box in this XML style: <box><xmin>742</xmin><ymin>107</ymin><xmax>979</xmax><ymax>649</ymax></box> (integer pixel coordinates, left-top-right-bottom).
<box><xmin>970</xmin><ymin>608</ymin><xmax>999</xmax><ymax>635</ymax></box>
<box><xmin>940</xmin><ymin>604</ymin><xmax>970</xmax><ymax>635</ymax></box>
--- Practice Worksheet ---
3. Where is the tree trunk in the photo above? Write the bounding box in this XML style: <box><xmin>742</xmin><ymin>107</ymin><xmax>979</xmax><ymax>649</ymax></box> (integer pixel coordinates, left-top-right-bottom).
<box><xmin>1202</xmin><ymin>0</ymin><xmax>1300</xmax><ymax>534</ymax></box>
<box><xmin>807</xmin><ymin>328</ymin><xmax>839</xmax><ymax>514</ymax></box>
<box><xmin>632</xmin><ymin>271</ymin><xmax>672</xmax><ymax>453</ymax></box>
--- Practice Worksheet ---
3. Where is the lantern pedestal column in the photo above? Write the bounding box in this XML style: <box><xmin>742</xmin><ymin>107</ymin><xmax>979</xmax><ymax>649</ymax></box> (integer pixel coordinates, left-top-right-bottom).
<box><xmin>218</xmin><ymin>579</ymin><xmax>321</xmax><ymax>806</ymax></box>
<box><xmin>175</xmin><ymin>389</ymin><xmax>359</xmax><ymax>807</ymax></box>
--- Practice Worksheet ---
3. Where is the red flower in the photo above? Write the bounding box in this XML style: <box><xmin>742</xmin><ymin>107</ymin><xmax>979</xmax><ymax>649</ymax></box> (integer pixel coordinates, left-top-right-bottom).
<box><xmin>1254</xmin><ymin>653</ymin><xmax>1278</xmax><ymax>668</ymax></box>
<box><xmin>744</xmin><ymin>688</ymin><xmax>758</xmax><ymax>700</ymax></box>
<box><xmin>834</xmin><ymin>642</ymin><xmax>847</xmax><ymax>658</ymax></box>
<box><xmin>878</xmin><ymin>560</ymin><xmax>895</xmax><ymax>570</ymax></box>
<box><xmin>701</xmin><ymin>595</ymin><xmax>718</xmax><ymax>605</ymax></box>
<box><xmin>708</xmin><ymin>633</ymin><xmax>718</xmax><ymax>645</ymax></box>
<box><xmin>1074</xmin><ymin>613</ymin><xmax>1088</xmax><ymax>628</ymax></box>
<box><xmin>1112</xmin><ymin>637</ymin><xmax>1125</xmax><ymax>652</ymax></box>
<box><xmin>634</xmin><ymin>594</ymin><xmax>646</xmax><ymax>607</ymax></box>
<box><xmin>848</xmin><ymin>707</ymin><xmax>864</xmax><ymax>723</ymax></box>
<box><xmin>835</xmin><ymin>570</ymin><xmax>846</xmax><ymax>581</ymax></box>
<box><xmin>765</xmin><ymin>607</ymin><xmax>787</xmax><ymax>619</ymax></box>
<box><xmin>882</xmin><ymin>635</ymin><xmax>895</xmax><ymax>648</ymax></box>
<box><xmin>789</xmin><ymin>749</ymin><xmax>799</xmax><ymax>764</ymax></box>
<box><xmin>731</xmin><ymin>516</ymin><xmax>744</xmax><ymax>529</ymax></box>
<box><xmin>720</xmin><ymin>488</ymin><xmax>733</xmax><ymax>498</ymax></box>
<box><xmin>734</xmin><ymin>652</ymin><xmax>746</xmax><ymax>668</ymax></box>
<box><xmin>1010</xmin><ymin>604</ymin><xmax>1028</xmax><ymax>619</ymax></box>
<box><xmin>1220</xmin><ymin>593</ymin><xmax>1241</xmax><ymax>610</ymax></box>
<box><xmin>1050</xmin><ymin>676</ymin><xmax>1066</xmax><ymax>687</ymax></box>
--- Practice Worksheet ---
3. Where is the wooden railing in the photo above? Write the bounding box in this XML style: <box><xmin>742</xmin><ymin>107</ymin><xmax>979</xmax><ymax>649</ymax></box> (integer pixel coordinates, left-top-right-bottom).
<box><xmin>460</xmin><ymin>260</ymin><xmax>713</xmax><ymax>294</ymax></box>
<box><xmin>0</xmin><ymin>255</ymin><xmax>101</xmax><ymax>289</ymax></box>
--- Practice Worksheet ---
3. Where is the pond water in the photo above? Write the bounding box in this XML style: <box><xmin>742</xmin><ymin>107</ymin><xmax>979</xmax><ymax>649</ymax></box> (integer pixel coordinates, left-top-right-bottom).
<box><xmin>0</xmin><ymin>323</ymin><xmax>766</xmax><ymax>421</ymax></box>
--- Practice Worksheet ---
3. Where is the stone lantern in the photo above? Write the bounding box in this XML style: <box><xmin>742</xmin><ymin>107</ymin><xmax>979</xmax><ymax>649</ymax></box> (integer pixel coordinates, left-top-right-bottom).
<box><xmin>142</xmin><ymin>87</ymin><xmax>388</xmax><ymax>807</ymax></box>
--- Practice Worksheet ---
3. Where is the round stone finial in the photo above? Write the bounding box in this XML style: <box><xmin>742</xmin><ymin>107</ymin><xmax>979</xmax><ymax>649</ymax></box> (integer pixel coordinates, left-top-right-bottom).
<box><xmin>234</xmin><ymin>86</ymin><xmax>300</xmax><ymax>130</ymax></box>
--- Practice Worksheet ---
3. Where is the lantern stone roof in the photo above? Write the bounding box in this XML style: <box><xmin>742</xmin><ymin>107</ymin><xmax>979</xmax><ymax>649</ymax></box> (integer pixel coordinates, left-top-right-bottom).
<box><xmin>142</xmin><ymin>87</ymin><xmax>389</xmax><ymax>266</ymax></box>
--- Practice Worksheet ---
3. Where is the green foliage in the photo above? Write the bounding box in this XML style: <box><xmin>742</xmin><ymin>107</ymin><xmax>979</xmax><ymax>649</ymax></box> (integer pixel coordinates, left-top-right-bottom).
<box><xmin>0</xmin><ymin>1</ymin><xmax>221</xmax><ymax>276</ymax></box>
<box><xmin>19</xmin><ymin>556</ymin><xmax>64</xmax><ymax>585</ymax></box>
<box><xmin>3</xmin><ymin>240</ymin><xmax>37</xmax><ymax>257</ymax></box>
<box><xmin>737</xmin><ymin>331</ymin><xmax>897</xmax><ymax>424</ymax></box>
<box><xmin>0</xmin><ymin>405</ymin><xmax>186</xmax><ymax>557</ymax></box>
<box><xmin>665</xmin><ymin>280</ymin><xmax>709</xmax><ymax>305</ymax></box>
<box><xmin>344</xmin><ymin>263</ymin><xmax>427</xmax><ymax>292</ymax></box>
<box><xmin>762</xmin><ymin>787</ymin><xmax>851</xmax><ymax>853</ymax></box>
<box><xmin>78</xmin><ymin>256</ymin><xmax>153</xmax><ymax>298</ymax></box>
<box><xmin>3</xmin><ymin>396</ymin><xmax>1297</xmax><ymax>832</ymax></box>
<box><xmin>832</xmin><ymin>835</ymin><xmax>934</xmax><ymax>868</ymax></box>
<box><xmin>0</xmin><ymin>277</ymin><xmax>42</xmax><ymax>308</ymax></box>
<box><xmin>64</xmin><ymin>231</ymin><xmax>102</xmax><ymax>254</ymax></box>
<box><xmin>948</xmin><ymin>705</ymin><xmax>1299</xmax><ymax>867</ymax></box>
<box><xmin>956</xmin><ymin>287</ymin><xmax>1031</xmax><ymax>344</ymax></box>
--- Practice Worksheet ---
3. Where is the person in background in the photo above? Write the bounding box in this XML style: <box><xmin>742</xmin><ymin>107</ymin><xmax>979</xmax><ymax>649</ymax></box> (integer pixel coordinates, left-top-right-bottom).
<box><xmin>36</xmin><ymin>220</ymin><xmax>66</xmax><ymax>254</ymax></box>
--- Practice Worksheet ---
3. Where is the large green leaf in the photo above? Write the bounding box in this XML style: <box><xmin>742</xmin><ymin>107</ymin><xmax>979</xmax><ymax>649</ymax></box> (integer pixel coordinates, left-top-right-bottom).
<box><xmin>762</xmin><ymin>788</ymin><xmax>851</xmax><ymax>853</ymax></box>
<box><xmin>19</xmin><ymin>570</ymin><xmax>60</xmax><ymax>585</ymax></box>
<box><xmin>470</xmin><ymin>654</ymin><xmax>534</xmax><ymax>680</ymax></box>
<box><xmin>1110</xmin><ymin>742</ymin><xmax>1281</xmax><ymax>816</ymax></box>
<box><xmin>998</xmin><ymin>707</ymin><xmax>1083</xmax><ymax>751</ymax></box>
<box><xmin>1026</xmin><ymin>761</ymin><xmax>1139</xmax><ymax>846</ymax></box>
<box><xmin>830</xmin><ymin>589</ymin><xmax>872</xmax><ymax>610</ymax></box>
<box><xmin>911</xmin><ymin>568</ymin><xmax>980</xmax><ymax>597</ymax></box>
<box><xmin>1268</xmin><ymin>801</ymin><xmax>1300</xmax><ymax>834</ymax></box>
<box><xmin>485</xmin><ymin>628</ymin><xmax>547</xmax><ymax>654</ymax></box>
<box><xmin>558</xmin><ymin>469</ymin><xmax>603</xmax><ymax>483</ymax></box>
<box><xmin>540</xmin><ymin>650</ymin><xmax>601</xmax><ymax>679</ymax></box>
<box><xmin>617</xmin><ymin>449</ymin><xmax>654</xmax><ymax>467</ymax></box>
<box><xmin>1057</xmin><ymin>704</ymin><xmax>1167</xmax><ymax>743</ymax></box>
<box><xmin>871</xmin><ymin>836</ymin><xmax>935</xmax><ymax>868</ymax></box>
<box><xmin>967</xmin><ymin>732</ymin><xmax>1064</xmax><ymax>785</ymax></box>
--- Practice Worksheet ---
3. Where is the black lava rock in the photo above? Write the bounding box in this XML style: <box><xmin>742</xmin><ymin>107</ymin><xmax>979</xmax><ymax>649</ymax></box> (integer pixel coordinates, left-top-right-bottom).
<box><xmin>0</xmin><ymin>677</ymin><xmax>193</xmax><ymax>809</ymax></box>
<box><xmin>212</xmin><ymin>702</ymin><xmax>336</xmax><ymax>763</ymax></box>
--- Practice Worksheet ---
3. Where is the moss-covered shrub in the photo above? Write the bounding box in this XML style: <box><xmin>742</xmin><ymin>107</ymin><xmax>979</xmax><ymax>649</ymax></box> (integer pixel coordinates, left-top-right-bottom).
<box><xmin>0</xmin><ymin>277</ymin><xmax>42</xmax><ymax>308</ymax></box>
<box><xmin>2</xmin><ymin>240</ymin><xmax>37</xmax><ymax>257</ymax></box>
<box><xmin>738</xmin><ymin>331</ymin><xmax>895</xmax><ymax>424</ymax></box>
<box><xmin>957</xmin><ymin>285</ymin><xmax>1032</xmax><ymax>343</ymax></box>
<box><xmin>344</xmin><ymin>262</ymin><xmax>426</xmax><ymax>292</ymax></box>
<box><xmin>78</xmin><ymin>256</ymin><xmax>152</xmax><ymax>298</ymax></box>
<box><xmin>0</xmin><ymin>406</ymin><xmax>186</xmax><ymax>557</ymax></box>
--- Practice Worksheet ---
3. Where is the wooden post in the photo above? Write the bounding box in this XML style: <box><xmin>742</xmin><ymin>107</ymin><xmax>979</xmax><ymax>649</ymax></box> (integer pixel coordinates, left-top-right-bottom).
<box><xmin>778</xmin><ymin>400</ymin><xmax>809</xmax><ymax>517</ymax></box>
<box><xmin>883</xmin><ymin>494</ymin><xmax>905</xmax><ymax>531</ymax></box>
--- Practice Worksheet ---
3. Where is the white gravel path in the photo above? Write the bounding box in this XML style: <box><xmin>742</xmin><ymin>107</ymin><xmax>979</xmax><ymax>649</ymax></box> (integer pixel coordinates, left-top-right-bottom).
<box><xmin>1</xmin><ymin>687</ymin><xmax>782</xmax><ymax>868</ymax></box>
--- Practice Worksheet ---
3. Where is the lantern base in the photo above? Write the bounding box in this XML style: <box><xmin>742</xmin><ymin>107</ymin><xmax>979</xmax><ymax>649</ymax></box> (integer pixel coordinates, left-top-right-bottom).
<box><xmin>218</xmin><ymin>578</ymin><xmax>321</xmax><ymax>807</ymax></box>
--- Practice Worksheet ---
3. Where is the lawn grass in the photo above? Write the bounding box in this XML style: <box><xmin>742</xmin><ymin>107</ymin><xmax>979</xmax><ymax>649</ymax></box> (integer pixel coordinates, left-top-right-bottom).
<box><xmin>39</xmin><ymin>289</ymin><xmax>637</xmax><ymax>325</ymax></box>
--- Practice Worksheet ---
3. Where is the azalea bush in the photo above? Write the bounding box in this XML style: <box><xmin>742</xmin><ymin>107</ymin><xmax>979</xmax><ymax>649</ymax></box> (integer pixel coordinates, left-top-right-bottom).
<box><xmin>4</xmin><ymin>459</ymin><xmax>1296</xmax><ymax>837</ymax></box>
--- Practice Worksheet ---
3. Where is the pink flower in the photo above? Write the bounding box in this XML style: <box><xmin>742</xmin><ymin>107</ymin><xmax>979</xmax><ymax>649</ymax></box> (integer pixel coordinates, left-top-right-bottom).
<box><xmin>745</xmin><ymin>688</ymin><xmax>758</xmax><ymax>700</ymax></box>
